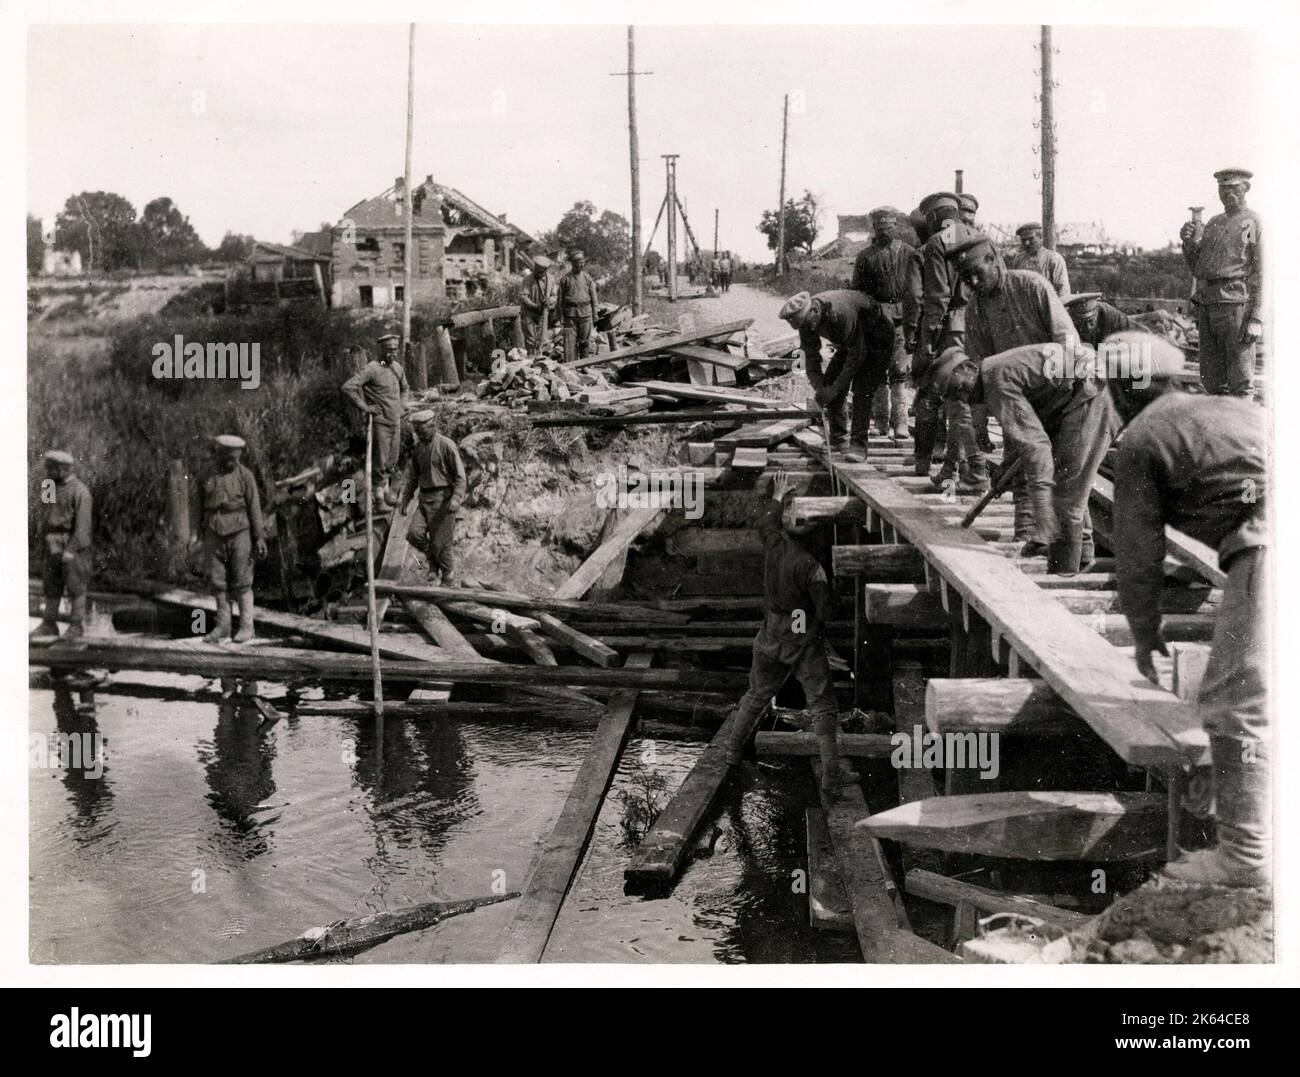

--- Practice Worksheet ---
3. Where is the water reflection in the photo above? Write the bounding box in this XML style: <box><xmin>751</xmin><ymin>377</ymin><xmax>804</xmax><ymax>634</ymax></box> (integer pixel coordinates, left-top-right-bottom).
<box><xmin>198</xmin><ymin>685</ymin><xmax>277</xmax><ymax>863</ymax></box>
<box><xmin>47</xmin><ymin>684</ymin><xmax>114</xmax><ymax>845</ymax></box>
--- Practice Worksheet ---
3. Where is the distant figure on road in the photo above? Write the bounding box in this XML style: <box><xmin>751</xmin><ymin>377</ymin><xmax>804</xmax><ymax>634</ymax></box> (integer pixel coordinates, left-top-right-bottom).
<box><xmin>1181</xmin><ymin>167</ymin><xmax>1262</xmax><ymax>396</ymax></box>
<box><xmin>1007</xmin><ymin>223</ymin><xmax>1071</xmax><ymax>298</ymax></box>
<box><xmin>719</xmin><ymin>252</ymin><xmax>733</xmax><ymax>292</ymax></box>
<box><xmin>557</xmin><ymin>250</ymin><xmax>599</xmax><ymax>359</ymax></box>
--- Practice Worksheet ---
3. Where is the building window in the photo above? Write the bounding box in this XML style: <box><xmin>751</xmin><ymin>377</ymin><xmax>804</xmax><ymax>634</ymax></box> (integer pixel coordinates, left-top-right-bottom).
<box><xmin>394</xmin><ymin>286</ymin><xmax>405</xmax><ymax>303</ymax></box>
<box><xmin>356</xmin><ymin>237</ymin><xmax>380</xmax><ymax>254</ymax></box>
<box><xmin>359</xmin><ymin>285</ymin><xmax>374</xmax><ymax>308</ymax></box>
<box><xmin>393</xmin><ymin>242</ymin><xmax>406</xmax><ymax>267</ymax></box>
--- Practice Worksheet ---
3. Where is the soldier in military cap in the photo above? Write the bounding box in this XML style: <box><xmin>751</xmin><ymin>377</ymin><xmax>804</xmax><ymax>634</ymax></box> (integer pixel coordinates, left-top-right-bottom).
<box><xmin>850</xmin><ymin>206</ymin><xmax>921</xmax><ymax>441</ymax></box>
<box><xmin>1181</xmin><ymin>168</ymin><xmax>1262</xmax><ymax>396</ymax></box>
<box><xmin>915</xmin><ymin>192</ymin><xmax>980</xmax><ymax>486</ymax></box>
<box><xmin>1008</xmin><ymin>223</ymin><xmax>1071</xmax><ymax>298</ymax></box>
<box><xmin>199</xmin><ymin>435</ymin><xmax>266</xmax><ymax>643</ymax></box>
<box><xmin>1063</xmin><ymin>292</ymin><xmax>1133</xmax><ymax>350</ymax></box>
<box><xmin>958</xmin><ymin>193</ymin><xmax>980</xmax><ymax>229</ymax></box>
<box><xmin>557</xmin><ymin>250</ymin><xmax>599</xmax><ymax>359</ymax></box>
<box><xmin>520</xmin><ymin>255</ymin><xmax>556</xmax><ymax>355</ymax></box>
<box><xmin>32</xmin><ymin>450</ymin><xmax>93</xmax><ymax>640</ymax></box>
<box><xmin>342</xmin><ymin>332</ymin><xmax>411</xmax><ymax>507</ymax></box>
<box><xmin>399</xmin><ymin>409</ymin><xmax>467</xmax><ymax>585</ymax></box>
<box><xmin>779</xmin><ymin>289</ymin><xmax>896</xmax><ymax>462</ymax></box>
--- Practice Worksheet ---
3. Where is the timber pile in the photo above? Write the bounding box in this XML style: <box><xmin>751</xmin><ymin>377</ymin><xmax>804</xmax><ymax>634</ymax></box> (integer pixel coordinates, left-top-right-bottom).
<box><xmin>478</xmin><ymin>347</ymin><xmax>641</xmax><ymax>410</ymax></box>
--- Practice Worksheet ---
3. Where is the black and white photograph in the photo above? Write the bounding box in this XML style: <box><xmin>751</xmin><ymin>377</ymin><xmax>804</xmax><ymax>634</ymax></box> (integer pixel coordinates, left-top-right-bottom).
<box><xmin>6</xmin><ymin>0</ymin><xmax>1298</xmax><ymax>1014</ymax></box>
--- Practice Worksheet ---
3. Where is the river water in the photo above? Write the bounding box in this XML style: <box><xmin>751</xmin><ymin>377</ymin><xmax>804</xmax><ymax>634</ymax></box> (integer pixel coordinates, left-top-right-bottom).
<box><xmin>29</xmin><ymin>673</ymin><xmax>859</xmax><ymax>964</ymax></box>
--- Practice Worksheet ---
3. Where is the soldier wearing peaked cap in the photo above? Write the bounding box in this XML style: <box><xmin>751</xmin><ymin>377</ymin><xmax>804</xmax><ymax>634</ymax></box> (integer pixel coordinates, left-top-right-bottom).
<box><xmin>851</xmin><ymin>206</ymin><xmax>922</xmax><ymax>441</ymax></box>
<box><xmin>1007</xmin><ymin>223</ymin><xmax>1071</xmax><ymax>298</ymax></box>
<box><xmin>558</xmin><ymin>250</ymin><xmax>599</xmax><ymax>359</ymax></box>
<box><xmin>1181</xmin><ymin>168</ymin><xmax>1263</xmax><ymax>397</ymax></box>
<box><xmin>342</xmin><ymin>331</ymin><xmax>411</xmax><ymax>507</ymax></box>
<box><xmin>400</xmin><ymin>408</ymin><xmax>467</xmax><ymax>585</ymax></box>
<box><xmin>32</xmin><ymin>450</ymin><xmax>93</xmax><ymax>640</ymax></box>
<box><xmin>1063</xmin><ymin>292</ymin><xmax>1133</xmax><ymax>350</ymax></box>
<box><xmin>199</xmin><ymin>435</ymin><xmax>266</xmax><ymax>643</ymax></box>
<box><xmin>779</xmin><ymin>289</ymin><xmax>896</xmax><ymax>463</ymax></box>
<box><xmin>520</xmin><ymin>256</ymin><xmax>556</xmax><ymax>355</ymax></box>
<box><xmin>958</xmin><ymin>193</ymin><xmax>979</xmax><ymax>229</ymax></box>
<box><xmin>914</xmin><ymin>193</ymin><xmax>980</xmax><ymax>486</ymax></box>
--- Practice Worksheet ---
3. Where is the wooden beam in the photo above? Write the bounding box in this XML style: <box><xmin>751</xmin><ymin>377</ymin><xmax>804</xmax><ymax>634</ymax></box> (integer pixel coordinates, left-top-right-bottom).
<box><xmin>446</xmin><ymin>303</ymin><xmax>522</xmax><ymax>329</ymax></box>
<box><xmin>806</xmin><ymin>808</ymin><xmax>853</xmax><ymax>933</ymax></box>
<box><xmin>530</xmin><ymin>408</ymin><xmax>818</xmax><ymax>429</ymax></box>
<box><xmin>553</xmin><ymin>507</ymin><xmax>665</xmax><ymax>601</ymax></box>
<box><xmin>534</xmin><ymin>613</ymin><xmax>619</xmax><ymax>668</ymax></box>
<box><xmin>903</xmin><ymin>869</ymin><xmax>1089</xmax><ymax>932</ymax></box>
<box><xmin>813</xmin><ymin>760</ymin><xmax>959</xmax><ymax>963</ymax></box>
<box><xmin>755</xmin><ymin>731</ymin><xmax>895</xmax><ymax>758</ymax></box>
<box><xmin>828</xmin><ymin>463</ymin><xmax>1205</xmax><ymax>765</ymax></box>
<box><xmin>717</xmin><ymin>417</ymin><xmax>812</xmax><ymax>448</ymax></box>
<box><xmin>665</xmin><ymin>344</ymin><xmax>749</xmax><ymax>371</ymax></box>
<box><xmin>376</xmin><ymin>580</ymin><xmax>689</xmax><ymax>625</ymax></box>
<box><xmin>569</xmin><ymin>318</ymin><xmax>753</xmax><ymax>368</ymax></box>
<box><xmin>497</xmin><ymin>654</ymin><xmax>652</xmax><ymax>962</ymax></box>
<box><xmin>624</xmin><ymin>380</ymin><xmax>784</xmax><ymax>409</ymax></box>
<box><xmin>1092</xmin><ymin>475</ymin><xmax>1227</xmax><ymax>588</ymax></box>
<box><xmin>925</xmin><ymin>679</ymin><xmax>1090</xmax><ymax>737</ymax></box>
<box><xmin>864</xmin><ymin>583</ymin><xmax>956</xmax><ymax>628</ymax></box>
<box><xmin>832</xmin><ymin>544</ymin><xmax>925</xmax><ymax>581</ymax></box>
<box><xmin>31</xmin><ymin>636</ymin><xmax>747</xmax><ymax>691</ymax></box>
<box><xmin>859</xmin><ymin>791</ymin><xmax>1167</xmax><ymax>861</ymax></box>
<box><xmin>787</xmin><ymin>497</ymin><xmax>867</xmax><ymax>527</ymax></box>
<box><xmin>625</xmin><ymin>699</ymin><xmax>765</xmax><ymax>886</ymax></box>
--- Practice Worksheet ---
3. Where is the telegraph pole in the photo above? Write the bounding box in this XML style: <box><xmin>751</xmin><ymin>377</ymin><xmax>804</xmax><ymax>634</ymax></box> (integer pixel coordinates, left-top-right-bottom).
<box><xmin>1040</xmin><ymin>25</ymin><xmax>1057</xmax><ymax>249</ymax></box>
<box><xmin>611</xmin><ymin>27</ymin><xmax>652</xmax><ymax>314</ymax></box>
<box><xmin>776</xmin><ymin>93</ymin><xmax>789</xmax><ymax>276</ymax></box>
<box><xmin>713</xmin><ymin>208</ymin><xmax>719</xmax><ymax>259</ymax></box>
<box><xmin>954</xmin><ymin>169</ymin><xmax>964</xmax><ymax>195</ymax></box>
<box><xmin>662</xmin><ymin>154</ymin><xmax>679</xmax><ymax>300</ymax></box>
<box><xmin>401</xmin><ymin>23</ymin><xmax>415</xmax><ymax>353</ymax></box>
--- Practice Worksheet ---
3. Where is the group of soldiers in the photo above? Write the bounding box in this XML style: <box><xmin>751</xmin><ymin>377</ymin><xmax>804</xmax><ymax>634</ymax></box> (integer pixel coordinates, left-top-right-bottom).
<box><xmin>519</xmin><ymin>250</ymin><xmax>601</xmax><ymax>359</ymax></box>
<box><xmin>35</xmin><ymin>330</ymin><xmax>468</xmax><ymax>645</ymax></box>
<box><xmin>768</xmin><ymin>167</ymin><xmax>1267</xmax><ymax>886</ymax></box>
<box><xmin>687</xmin><ymin>251</ymin><xmax>735</xmax><ymax>292</ymax></box>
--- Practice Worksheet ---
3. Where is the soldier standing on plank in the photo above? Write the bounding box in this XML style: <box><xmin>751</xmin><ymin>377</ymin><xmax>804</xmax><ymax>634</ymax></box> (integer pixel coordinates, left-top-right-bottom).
<box><xmin>200</xmin><ymin>435</ymin><xmax>266</xmax><ymax>643</ymax></box>
<box><xmin>32</xmin><ymin>449</ymin><xmax>92</xmax><ymax>640</ymax></box>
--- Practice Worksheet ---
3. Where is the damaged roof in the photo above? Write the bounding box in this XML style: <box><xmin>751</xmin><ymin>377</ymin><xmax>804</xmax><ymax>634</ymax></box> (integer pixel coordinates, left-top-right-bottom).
<box><xmin>341</xmin><ymin>176</ymin><xmax>535</xmax><ymax>243</ymax></box>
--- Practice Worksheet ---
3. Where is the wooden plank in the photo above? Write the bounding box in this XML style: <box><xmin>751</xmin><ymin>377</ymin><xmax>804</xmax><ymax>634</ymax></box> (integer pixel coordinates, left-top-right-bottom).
<box><xmin>568</xmin><ymin>318</ymin><xmax>753</xmax><ymax>368</ymax></box>
<box><xmin>372</xmin><ymin>504</ymin><xmax>414</xmax><ymax>628</ymax></box>
<box><xmin>665</xmin><ymin>343</ymin><xmax>750</xmax><ymax>371</ymax></box>
<box><xmin>510</xmin><ymin>627</ymin><xmax>559</xmax><ymax>666</ymax></box>
<box><xmin>830</xmin><ymin>463</ymin><xmax>1207</xmax><ymax>766</ymax></box>
<box><xmin>497</xmin><ymin>654</ymin><xmax>652</xmax><ymax>963</ymax></box>
<box><xmin>30</xmin><ymin>636</ymin><xmax>747</xmax><ymax>691</ymax></box>
<box><xmin>903</xmin><ymin>869</ymin><xmax>1089</xmax><ymax>932</ymax></box>
<box><xmin>1091</xmin><ymin>475</ymin><xmax>1227</xmax><ymax>588</ymax></box>
<box><xmin>296</xmin><ymin>699</ymin><xmax>593</xmax><ymax>719</ymax></box>
<box><xmin>806</xmin><ymin>808</ymin><xmax>854</xmax><ymax>933</ymax></box>
<box><xmin>376</xmin><ymin>581</ymin><xmax>689</xmax><ymax>625</ymax></box>
<box><xmin>788</xmin><ymin>496</ymin><xmax>867</xmax><ymax>526</ymax></box>
<box><xmin>730</xmin><ymin>447</ymin><xmax>768</xmax><ymax>471</ymax></box>
<box><xmin>534</xmin><ymin>613</ymin><xmax>618</xmax><ymax>668</ymax></box>
<box><xmin>859</xmin><ymin>791</ymin><xmax>1167</xmax><ymax>861</ymax></box>
<box><xmin>717</xmin><ymin>417</ymin><xmax>812</xmax><ymax>448</ymax></box>
<box><xmin>553</xmin><ymin>508</ymin><xmax>665</xmax><ymax>601</ymax></box>
<box><xmin>813</xmin><ymin>760</ymin><xmax>959</xmax><ymax>963</ymax></box>
<box><xmin>134</xmin><ymin>583</ymin><xmax>442</xmax><ymax>663</ymax></box>
<box><xmin>756</xmin><ymin>732</ymin><xmax>895</xmax><ymax>758</ymax></box>
<box><xmin>401</xmin><ymin>596</ymin><xmax>483</xmax><ymax>661</ymax></box>
<box><xmin>624</xmin><ymin>380</ymin><xmax>785</xmax><ymax>409</ymax></box>
<box><xmin>832</xmin><ymin>544</ymin><xmax>925</xmax><ymax>581</ymax></box>
<box><xmin>439</xmin><ymin>599</ymin><xmax>540</xmax><ymax>633</ymax></box>
<box><xmin>624</xmin><ymin>701</ymin><xmax>766</xmax><ymax>886</ymax></box>
<box><xmin>530</xmin><ymin>408</ymin><xmax>817</xmax><ymax>429</ymax></box>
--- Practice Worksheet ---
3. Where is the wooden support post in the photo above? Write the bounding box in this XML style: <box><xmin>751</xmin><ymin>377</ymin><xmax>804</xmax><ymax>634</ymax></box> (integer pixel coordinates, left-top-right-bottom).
<box><xmin>167</xmin><ymin>460</ymin><xmax>191</xmax><ymax>551</ymax></box>
<box><xmin>856</xmin><ymin>576</ymin><xmax>894</xmax><ymax>712</ymax></box>
<box><xmin>497</xmin><ymin>653</ymin><xmax>651</xmax><ymax>963</ymax></box>
<box><xmin>435</xmin><ymin>326</ymin><xmax>458</xmax><ymax>385</ymax></box>
<box><xmin>408</xmin><ymin>341</ymin><xmax>428</xmax><ymax>392</ymax></box>
<box><xmin>512</xmin><ymin>313</ymin><xmax>525</xmax><ymax>352</ymax></box>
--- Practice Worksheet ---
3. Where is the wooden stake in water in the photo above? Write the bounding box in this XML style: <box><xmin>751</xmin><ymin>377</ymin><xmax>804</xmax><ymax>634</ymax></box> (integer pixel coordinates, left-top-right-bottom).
<box><xmin>365</xmin><ymin>415</ymin><xmax>384</xmax><ymax>718</ymax></box>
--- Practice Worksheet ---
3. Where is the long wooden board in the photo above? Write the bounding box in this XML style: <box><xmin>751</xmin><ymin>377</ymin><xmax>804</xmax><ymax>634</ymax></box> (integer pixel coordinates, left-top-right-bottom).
<box><xmin>903</xmin><ymin>868</ymin><xmax>1090</xmax><ymax>932</ymax></box>
<box><xmin>376</xmin><ymin>581</ymin><xmax>688</xmax><ymax>625</ymax></box>
<box><xmin>568</xmin><ymin>318</ymin><xmax>753</xmax><ymax>368</ymax></box>
<box><xmin>830</xmin><ymin>463</ymin><xmax>1206</xmax><ymax>766</ymax></box>
<box><xmin>497</xmin><ymin>653</ymin><xmax>652</xmax><ymax>962</ymax></box>
<box><xmin>806</xmin><ymin>808</ymin><xmax>853</xmax><ymax>933</ymax></box>
<box><xmin>553</xmin><ymin>508</ymin><xmax>665</xmax><ymax>601</ymax></box>
<box><xmin>625</xmin><ymin>380</ymin><xmax>788</xmax><ymax>409</ymax></box>
<box><xmin>859</xmin><ymin>791</ymin><xmax>1167</xmax><ymax>861</ymax></box>
<box><xmin>812</xmin><ymin>760</ymin><xmax>959</xmax><ymax>963</ymax></box>
<box><xmin>665</xmin><ymin>344</ymin><xmax>750</xmax><ymax>372</ymax></box>
<box><xmin>624</xmin><ymin>701</ymin><xmax>765</xmax><ymax>886</ymax></box>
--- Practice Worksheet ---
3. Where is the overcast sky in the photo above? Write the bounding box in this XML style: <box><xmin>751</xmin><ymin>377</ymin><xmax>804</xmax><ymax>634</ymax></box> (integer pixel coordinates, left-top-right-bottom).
<box><xmin>26</xmin><ymin>22</ymin><xmax>1262</xmax><ymax>260</ymax></box>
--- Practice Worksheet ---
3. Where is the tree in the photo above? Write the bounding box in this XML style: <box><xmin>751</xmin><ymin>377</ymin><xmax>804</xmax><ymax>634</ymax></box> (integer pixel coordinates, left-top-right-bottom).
<box><xmin>55</xmin><ymin>191</ymin><xmax>143</xmax><ymax>271</ymax></box>
<box><xmin>757</xmin><ymin>189</ymin><xmax>822</xmax><ymax>258</ymax></box>
<box><xmin>140</xmin><ymin>197</ymin><xmax>207</xmax><ymax>268</ymax></box>
<box><xmin>212</xmin><ymin>232</ymin><xmax>255</xmax><ymax>263</ymax></box>
<box><xmin>540</xmin><ymin>201</ymin><xmax>631</xmax><ymax>272</ymax></box>
<box><xmin>27</xmin><ymin>215</ymin><xmax>45</xmax><ymax>275</ymax></box>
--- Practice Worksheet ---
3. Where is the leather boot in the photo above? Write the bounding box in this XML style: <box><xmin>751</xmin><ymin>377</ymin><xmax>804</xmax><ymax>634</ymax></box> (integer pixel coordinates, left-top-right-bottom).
<box><xmin>1165</xmin><ymin>736</ymin><xmax>1270</xmax><ymax>888</ymax></box>
<box><xmin>1012</xmin><ymin>488</ymin><xmax>1035</xmax><ymax>542</ymax></box>
<box><xmin>31</xmin><ymin>597</ymin><xmax>61</xmax><ymax>639</ymax></box>
<box><xmin>913</xmin><ymin>415</ymin><xmax>936</xmax><ymax>476</ymax></box>
<box><xmin>64</xmin><ymin>595</ymin><xmax>87</xmax><ymax>640</ymax></box>
<box><xmin>890</xmin><ymin>382</ymin><xmax>911</xmax><ymax>441</ymax></box>
<box><xmin>871</xmin><ymin>384</ymin><xmax>891</xmax><ymax>437</ymax></box>
<box><xmin>233</xmin><ymin>589</ymin><xmax>256</xmax><ymax>643</ymax></box>
<box><xmin>204</xmin><ymin>594</ymin><xmax>232</xmax><ymax>643</ymax></box>
<box><xmin>815</xmin><ymin>711</ymin><xmax>854</xmax><ymax>797</ymax></box>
